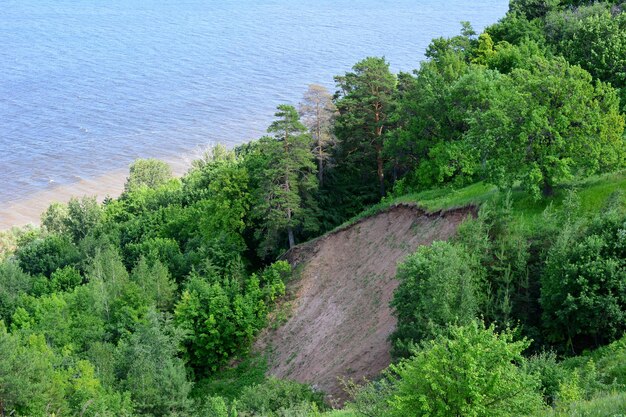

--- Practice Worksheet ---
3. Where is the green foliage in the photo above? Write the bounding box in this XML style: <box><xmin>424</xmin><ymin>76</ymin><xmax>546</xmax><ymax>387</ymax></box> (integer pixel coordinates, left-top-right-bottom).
<box><xmin>115</xmin><ymin>309</ymin><xmax>192</xmax><ymax>416</ymax></box>
<box><xmin>0</xmin><ymin>323</ymin><xmax>132</xmax><ymax>417</ymax></box>
<box><xmin>486</xmin><ymin>12</ymin><xmax>546</xmax><ymax>45</ymax></box>
<box><xmin>66</xmin><ymin>196</ymin><xmax>103</xmax><ymax>243</ymax></box>
<box><xmin>541</xmin><ymin>203</ymin><xmax>626</xmax><ymax>352</ymax></box>
<box><xmin>193</xmin><ymin>356</ymin><xmax>268</xmax><ymax>400</ymax></box>
<box><xmin>175</xmin><ymin>261</ymin><xmax>288</xmax><ymax>373</ymax></box>
<box><xmin>509</xmin><ymin>0</ymin><xmax>561</xmax><ymax>20</ymax></box>
<box><xmin>183</xmin><ymin>146</ymin><xmax>251</xmax><ymax>265</ymax></box>
<box><xmin>541</xmin><ymin>391</ymin><xmax>626</xmax><ymax>417</ymax></box>
<box><xmin>130</xmin><ymin>257</ymin><xmax>177</xmax><ymax>311</ymax></box>
<box><xmin>124</xmin><ymin>158</ymin><xmax>173</xmax><ymax>194</ymax></box>
<box><xmin>196</xmin><ymin>396</ymin><xmax>235</xmax><ymax>417</ymax></box>
<box><xmin>526</xmin><ymin>351</ymin><xmax>569</xmax><ymax>405</ymax></box>
<box><xmin>40</xmin><ymin>196</ymin><xmax>102</xmax><ymax>243</ymax></box>
<box><xmin>49</xmin><ymin>265</ymin><xmax>83</xmax><ymax>292</ymax></box>
<box><xmin>0</xmin><ymin>260</ymin><xmax>34</xmax><ymax>323</ymax></box>
<box><xmin>388</xmin><ymin>63</ymin><xmax>497</xmax><ymax>188</ymax></box>
<box><xmin>329</xmin><ymin>56</ymin><xmax>396</xmax><ymax>213</ymax></box>
<box><xmin>545</xmin><ymin>4</ymin><xmax>626</xmax><ymax>105</ymax></box>
<box><xmin>252</xmin><ymin>105</ymin><xmax>319</xmax><ymax>256</ymax></box>
<box><xmin>41</xmin><ymin>201</ymin><xmax>69</xmax><ymax>234</ymax></box>
<box><xmin>467</xmin><ymin>55</ymin><xmax>625</xmax><ymax>198</ymax></box>
<box><xmin>388</xmin><ymin>322</ymin><xmax>545</xmax><ymax>417</ymax></box>
<box><xmin>15</xmin><ymin>233</ymin><xmax>80</xmax><ymax>277</ymax></box>
<box><xmin>236</xmin><ymin>377</ymin><xmax>327</xmax><ymax>416</ymax></box>
<box><xmin>390</xmin><ymin>241</ymin><xmax>483</xmax><ymax>357</ymax></box>
<box><xmin>0</xmin><ymin>324</ymin><xmax>64</xmax><ymax>416</ymax></box>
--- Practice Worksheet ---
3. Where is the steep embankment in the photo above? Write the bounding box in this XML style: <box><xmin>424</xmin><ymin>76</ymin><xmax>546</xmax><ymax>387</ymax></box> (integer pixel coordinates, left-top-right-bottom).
<box><xmin>255</xmin><ymin>204</ymin><xmax>475</xmax><ymax>402</ymax></box>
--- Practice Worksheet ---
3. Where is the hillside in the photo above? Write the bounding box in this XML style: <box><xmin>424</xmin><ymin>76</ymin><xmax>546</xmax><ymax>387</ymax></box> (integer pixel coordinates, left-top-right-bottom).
<box><xmin>255</xmin><ymin>204</ymin><xmax>475</xmax><ymax>402</ymax></box>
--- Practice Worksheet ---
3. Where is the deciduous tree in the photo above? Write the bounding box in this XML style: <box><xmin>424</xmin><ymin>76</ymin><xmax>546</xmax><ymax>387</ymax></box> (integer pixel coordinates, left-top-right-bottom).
<box><xmin>299</xmin><ymin>84</ymin><xmax>337</xmax><ymax>186</ymax></box>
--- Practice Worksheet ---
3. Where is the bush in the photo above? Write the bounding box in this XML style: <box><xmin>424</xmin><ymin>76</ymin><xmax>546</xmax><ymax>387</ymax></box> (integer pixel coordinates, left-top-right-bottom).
<box><xmin>541</xmin><ymin>207</ymin><xmax>626</xmax><ymax>352</ymax></box>
<box><xmin>15</xmin><ymin>234</ymin><xmax>80</xmax><ymax>277</ymax></box>
<box><xmin>390</xmin><ymin>241</ymin><xmax>483</xmax><ymax>357</ymax></box>
<box><xmin>124</xmin><ymin>158</ymin><xmax>173</xmax><ymax>194</ymax></box>
<box><xmin>236</xmin><ymin>377</ymin><xmax>327</xmax><ymax>416</ymax></box>
<box><xmin>388</xmin><ymin>322</ymin><xmax>545</xmax><ymax>417</ymax></box>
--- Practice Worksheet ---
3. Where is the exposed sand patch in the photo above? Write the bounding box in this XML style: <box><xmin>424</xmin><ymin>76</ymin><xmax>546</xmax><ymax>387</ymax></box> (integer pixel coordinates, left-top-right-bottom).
<box><xmin>255</xmin><ymin>204</ymin><xmax>475</xmax><ymax>403</ymax></box>
<box><xmin>0</xmin><ymin>156</ymin><xmax>191</xmax><ymax>231</ymax></box>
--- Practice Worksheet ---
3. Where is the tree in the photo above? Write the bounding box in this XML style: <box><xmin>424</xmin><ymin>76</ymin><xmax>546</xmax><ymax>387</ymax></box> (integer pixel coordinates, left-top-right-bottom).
<box><xmin>390</xmin><ymin>241</ymin><xmax>483</xmax><ymax>358</ymax></box>
<box><xmin>15</xmin><ymin>233</ymin><xmax>80</xmax><ymax>277</ymax></box>
<box><xmin>0</xmin><ymin>261</ymin><xmax>34</xmax><ymax>323</ymax></box>
<box><xmin>131</xmin><ymin>257</ymin><xmax>177</xmax><ymax>311</ymax></box>
<box><xmin>124</xmin><ymin>158</ymin><xmax>173</xmax><ymax>194</ymax></box>
<box><xmin>253</xmin><ymin>105</ymin><xmax>318</xmax><ymax>255</ymax></box>
<box><xmin>334</xmin><ymin>57</ymin><xmax>396</xmax><ymax>197</ymax></box>
<box><xmin>184</xmin><ymin>146</ymin><xmax>251</xmax><ymax>266</ymax></box>
<box><xmin>0</xmin><ymin>325</ymin><xmax>65</xmax><ymax>416</ymax></box>
<box><xmin>508</xmin><ymin>0</ymin><xmax>560</xmax><ymax>20</ymax></box>
<box><xmin>65</xmin><ymin>196</ymin><xmax>102</xmax><ymax>243</ymax></box>
<box><xmin>467</xmin><ymin>56</ymin><xmax>625</xmax><ymax>198</ymax></box>
<box><xmin>388</xmin><ymin>322</ymin><xmax>545</xmax><ymax>417</ymax></box>
<box><xmin>553</xmin><ymin>9</ymin><xmax>626</xmax><ymax>106</ymax></box>
<box><xmin>175</xmin><ymin>262</ymin><xmax>287</xmax><ymax>373</ymax></box>
<box><xmin>387</xmin><ymin>63</ymin><xmax>497</xmax><ymax>189</ymax></box>
<box><xmin>41</xmin><ymin>201</ymin><xmax>69</xmax><ymax>234</ymax></box>
<box><xmin>115</xmin><ymin>309</ymin><xmax>192</xmax><ymax>416</ymax></box>
<box><xmin>299</xmin><ymin>84</ymin><xmax>337</xmax><ymax>185</ymax></box>
<box><xmin>541</xmin><ymin>207</ymin><xmax>626</xmax><ymax>353</ymax></box>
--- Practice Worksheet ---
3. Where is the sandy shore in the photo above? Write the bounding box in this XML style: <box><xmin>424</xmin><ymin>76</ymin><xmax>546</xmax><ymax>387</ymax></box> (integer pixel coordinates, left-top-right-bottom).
<box><xmin>0</xmin><ymin>156</ymin><xmax>192</xmax><ymax>231</ymax></box>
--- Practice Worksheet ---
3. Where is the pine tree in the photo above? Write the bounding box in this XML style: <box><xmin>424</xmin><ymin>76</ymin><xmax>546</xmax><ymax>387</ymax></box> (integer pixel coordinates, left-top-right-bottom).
<box><xmin>334</xmin><ymin>57</ymin><xmax>396</xmax><ymax>197</ymax></box>
<box><xmin>254</xmin><ymin>105</ymin><xmax>318</xmax><ymax>256</ymax></box>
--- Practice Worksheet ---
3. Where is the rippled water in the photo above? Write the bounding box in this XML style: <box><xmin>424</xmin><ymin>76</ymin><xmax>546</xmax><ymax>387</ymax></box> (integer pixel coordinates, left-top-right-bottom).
<box><xmin>0</xmin><ymin>0</ymin><xmax>508</xmax><ymax>205</ymax></box>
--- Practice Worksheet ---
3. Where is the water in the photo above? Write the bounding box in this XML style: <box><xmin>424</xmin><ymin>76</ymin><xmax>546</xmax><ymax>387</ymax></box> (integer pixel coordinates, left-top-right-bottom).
<box><xmin>0</xmin><ymin>0</ymin><xmax>508</xmax><ymax>205</ymax></box>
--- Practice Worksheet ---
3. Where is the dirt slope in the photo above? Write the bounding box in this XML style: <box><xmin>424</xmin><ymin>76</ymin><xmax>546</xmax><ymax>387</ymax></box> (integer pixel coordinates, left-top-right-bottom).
<box><xmin>255</xmin><ymin>204</ymin><xmax>474</xmax><ymax>402</ymax></box>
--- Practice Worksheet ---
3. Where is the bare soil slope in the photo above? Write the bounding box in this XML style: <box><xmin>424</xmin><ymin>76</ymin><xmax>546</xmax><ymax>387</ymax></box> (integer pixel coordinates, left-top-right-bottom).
<box><xmin>255</xmin><ymin>204</ymin><xmax>474</xmax><ymax>402</ymax></box>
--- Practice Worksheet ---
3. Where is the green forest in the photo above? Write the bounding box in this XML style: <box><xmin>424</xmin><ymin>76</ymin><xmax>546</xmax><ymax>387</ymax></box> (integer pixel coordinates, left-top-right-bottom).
<box><xmin>2</xmin><ymin>0</ymin><xmax>626</xmax><ymax>415</ymax></box>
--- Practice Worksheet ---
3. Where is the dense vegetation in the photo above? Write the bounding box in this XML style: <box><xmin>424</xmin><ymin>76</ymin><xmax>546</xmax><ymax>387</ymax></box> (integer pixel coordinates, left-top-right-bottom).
<box><xmin>2</xmin><ymin>0</ymin><xmax>626</xmax><ymax>415</ymax></box>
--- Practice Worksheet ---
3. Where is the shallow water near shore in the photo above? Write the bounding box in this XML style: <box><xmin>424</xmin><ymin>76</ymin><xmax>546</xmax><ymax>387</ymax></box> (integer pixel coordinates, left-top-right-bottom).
<box><xmin>0</xmin><ymin>0</ymin><xmax>508</xmax><ymax>228</ymax></box>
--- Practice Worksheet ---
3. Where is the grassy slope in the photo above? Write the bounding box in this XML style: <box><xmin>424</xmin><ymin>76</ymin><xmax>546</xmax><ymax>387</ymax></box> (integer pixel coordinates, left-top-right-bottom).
<box><xmin>334</xmin><ymin>171</ymin><xmax>626</xmax><ymax>234</ymax></box>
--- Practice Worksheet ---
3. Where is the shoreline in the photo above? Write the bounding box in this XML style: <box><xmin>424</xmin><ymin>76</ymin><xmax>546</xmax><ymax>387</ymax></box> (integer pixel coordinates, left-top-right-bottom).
<box><xmin>0</xmin><ymin>155</ymin><xmax>193</xmax><ymax>231</ymax></box>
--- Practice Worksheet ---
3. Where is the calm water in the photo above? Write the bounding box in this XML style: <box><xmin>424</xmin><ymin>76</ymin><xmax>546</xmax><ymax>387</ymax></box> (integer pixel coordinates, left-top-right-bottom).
<box><xmin>0</xmin><ymin>0</ymin><xmax>508</xmax><ymax>205</ymax></box>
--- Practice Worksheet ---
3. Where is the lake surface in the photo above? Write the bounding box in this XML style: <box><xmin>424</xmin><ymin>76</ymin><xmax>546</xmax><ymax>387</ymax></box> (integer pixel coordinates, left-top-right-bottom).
<box><xmin>0</xmin><ymin>0</ymin><xmax>508</xmax><ymax>206</ymax></box>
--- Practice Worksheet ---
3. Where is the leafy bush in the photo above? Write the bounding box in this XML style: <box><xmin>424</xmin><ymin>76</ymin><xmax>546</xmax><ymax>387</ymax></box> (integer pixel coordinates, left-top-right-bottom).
<box><xmin>175</xmin><ymin>261</ymin><xmax>288</xmax><ymax>373</ymax></box>
<box><xmin>388</xmin><ymin>322</ymin><xmax>545</xmax><ymax>417</ymax></box>
<box><xmin>541</xmin><ymin>207</ymin><xmax>626</xmax><ymax>352</ymax></box>
<box><xmin>390</xmin><ymin>241</ymin><xmax>483</xmax><ymax>357</ymax></box>
<box><xmin>15</xmin><ymin>234</ymin><xmax>80</xmax><ymax>277</ymax></box>
<box><xmin>236</xmin><ymin>377</ymin><xmax>327</xmax><ymax>416</ymax></box>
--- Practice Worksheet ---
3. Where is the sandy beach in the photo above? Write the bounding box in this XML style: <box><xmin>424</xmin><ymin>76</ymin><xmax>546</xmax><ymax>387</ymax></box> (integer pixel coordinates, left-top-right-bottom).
<box><xmin>0</xmin><ymin>156</ymin><xmax>192</xmax><ymax>231</ymax></box>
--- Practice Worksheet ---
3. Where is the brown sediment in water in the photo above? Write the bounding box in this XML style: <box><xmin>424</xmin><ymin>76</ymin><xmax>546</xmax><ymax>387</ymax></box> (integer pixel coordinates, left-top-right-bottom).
<box><xmin>0</xmin><ymin>157</ymin><xmax>191</xmax><ymax>231</ymax></box>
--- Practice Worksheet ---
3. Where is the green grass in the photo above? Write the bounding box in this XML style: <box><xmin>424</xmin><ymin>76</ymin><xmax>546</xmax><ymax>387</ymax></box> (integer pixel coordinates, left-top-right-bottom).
<box><xmin>539</xmin><ymin>392</ymin><xmax>626</xmax><ymax>417</ymax></box>
<box><xmin>330</xmin><ymin>171</ymin><xmax>626</xmax><ymax>235</ymax></box>
<box><xmin>321</xmin><ymin>410</ymin><xmax>359</xmax><ymax>417</ymax></box>
<box><xmin>191</xmin><ymin>355</ymin><xmax>268</xmax><ymax>400</ymax></box>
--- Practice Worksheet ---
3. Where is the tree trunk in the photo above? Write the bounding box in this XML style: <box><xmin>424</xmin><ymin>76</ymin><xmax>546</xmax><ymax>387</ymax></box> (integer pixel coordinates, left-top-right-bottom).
<box><xmin>287</xmin><ymin>224</ymin><xmax>295</xmax><ymax>249</ymax></box>
<box><xmin>317</xmin><ymin>106</ymin><xmax>323</xmax><ymax>185</ymax></box>
<box><xmin>318</xmin><ymin>155</ymin><xmax>323</xmax><ymax>186</ymax></box>
<box><xmin>374</xmin><ymin>107</ymin><xmax>385</xmax><ymax>197</ymax></box>
<box><xmin>376</xmin><ymin>145</ymin><xmax>385</xmax><ymax>196</ymax></box>
<box><xmin>542</xmin><ymin>178</ymin><xmax>554</xmax><ymax>198</ymax></box>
